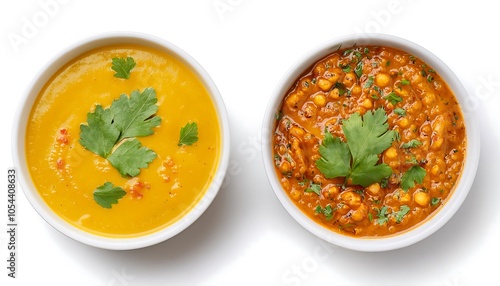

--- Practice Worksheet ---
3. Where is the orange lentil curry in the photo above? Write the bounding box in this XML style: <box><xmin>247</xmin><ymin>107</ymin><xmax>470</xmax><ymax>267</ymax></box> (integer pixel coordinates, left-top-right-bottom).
<box><xmin>272</xmin><ymin>45</ymin><xmax>466</xmax><ymax>237</ymax></box>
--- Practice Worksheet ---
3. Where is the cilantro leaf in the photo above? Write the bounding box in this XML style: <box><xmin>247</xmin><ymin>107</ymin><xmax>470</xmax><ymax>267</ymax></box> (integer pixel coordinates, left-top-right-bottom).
<box><xmin>400</xmin><ymin>79</ymin><xmax>410</xmax><ymax>86</ymax></box>
<box><xmin>384</xmin><ymin>92</ymin><xmax>403</xmax><ymax>105</ymax></box>
<box><xmin>93</xmin><ymin>182</ymin><xmax>126</xmax><ymax>209</ymax></box>
<box><xmin>394</xmin><ymin>108</ymin><xmax>406</xmax><ymax>116</ymax></box>
<box><xmin>355</xmin><ymin>61</ymin><xmax>363</xmax><ymax>78</ymax></box>
<box><xmin>316</xmin><ymin>108</ymin><xmax>395</xmax><ymax>187</ymax></box>
<box><xmin>315</xmin><ymin>205</ymin><xmax>334</xmax><ymax>221</ymax></box>
<box><xmin>111</xmin><ymin>88</ymin><xmax>161</xmax><ymax>141</ymax></box>
<box><xmin>342</xmin><ymin>108</ymin><xmax>396</xmax><ymax>168</ymax></box>
<box><xmin>431</xmin><ymin>197</ymin><xmax>441</xmax><ymax>206</ymax></box>
<box><xmin>305</xmin><ymin>183</ymin><xmax>322</xmax><ymax>196</ymax></box>
<box><xmin>394</xmin><ymin>205</ymin><xmax>410</xmax><ymax>223</ymax></box>
<box><xmin>376</xmin><ymin>206</ymin><xmax>389</xmax><ymax>225</ymax></box>
<box><xmin>107</xmin><ymin>138</ymin><xmax>157</xmax><ymax>177</ymax></box>
<box><xmin>178</xmin><ymin>122</ymin><xmax>199</xmax><ymax>146</ymax></box>
<box><xmin>79</xmin><ymin>88</ymin><xmax>161</xmax><ymax>178</ymax></box>
<box><xmin>400</xmin><ymin>139</ymin><xmax>423</xmax><ymax>149</ymax></box>
<box><xmin>349</xmin><ymin>154</ymin><xmax>393</xmax><ymax>187</ymax></box>
<box><xmin>111</xmin><ymin>57</ymin><xmax>136</xmax><ymax>79</ymax></box>
<box><xmin>401</xmin><ymin>165</ymin><xmax>426</xmax><ymax>191</ymax></box>
<box><xmin>316</xmin><ymin>132</ymin><xmax>351</xmax><ymax>179</ymax></box>
<box><xmin>364</xmin><ymin>76</ymin><xmax>374</xmax><ymax>88</ymax></box>
<box><xmin>79</xmin><ymin>105</ymin><xmax>120</xmax><ymax>157</ymax></box>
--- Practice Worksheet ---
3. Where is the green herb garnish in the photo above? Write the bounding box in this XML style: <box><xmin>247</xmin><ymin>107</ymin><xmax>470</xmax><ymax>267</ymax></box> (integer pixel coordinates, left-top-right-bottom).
<box><xmin>400</xmin><ymin>139</ymin><xmax>423</xmax><ymax>149</ymax></box>
<box><xmin>178</xmin><ymin>122</ymin><xmax>199</xmax><ymax>146</ymax></box>
<box><xmin>306</xmin><ymin>183</ymin><xmax>322</xmax><ymax>196</ymax></box>
<box><xmin>93</xmin><ymin>182</ymin><xmax>126</xmax><ymax>209</ymax></box>
<box><xmin>355</xmin><ymin>62</ymin><xmax>363</xmax><ymax>78</ymax></box>
<box><xmin>401</xmin><ymin>165</ymin><xmax>426</xmax><ymax>191</ymax></box>
<box><xmin>431</xmin><ymin>197</ymin><xmax>441</xmax><ymax>206</ymax></box>
<box><xmin>400</xmin><ymin>79</ymin><xmax>410</xmax><ymax>86</ymax></box>
<box><xmin>384</xmin><ymin>92</ymin><xmax>403</xmax><ymax>105</ymax></box>
<box><xmin>107</xmin><ymin>139</ymin><xmax>157</xmax><ymax>177</ymax></box>
<box><xmin>376</xmin><ymin>206</ymin><xmax>389</xmax><ymax>225</ymax></box>
<box><xmin>315</xmin><ymin>108</ymin><xmax>395</xmax><ymax>187</ymax></box>
<box><xmin>393</xmin><ymin>108</ymin><xmax>406</xmax><ymax>116</ymax></box>
<box><xmin>79</xmin><ymin>88</ymin><xmax>161</xmax><ymax>177</ymax></box>
<box><xmin>315</xmin><ymin>205</ymin><xmax>334</xmax><ymax>221</ymax></box>
<box><xmin>111</xmin><ymin>57</ymin><xmax>136</xmax><ymax>79</ymax></box>
<box><xmin>394</xmin><ymin>205</ymin><xmax>410</xmax><ymax>223</ymax></box>
<box><xmin>365</xmin><ymin>76</ymin><xmax>374</xmax><ymax>88</ymax></box>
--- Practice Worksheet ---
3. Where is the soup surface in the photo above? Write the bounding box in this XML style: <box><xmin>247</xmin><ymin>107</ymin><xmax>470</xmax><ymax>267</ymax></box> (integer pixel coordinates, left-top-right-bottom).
<box><xmin>26</xmin><ymin>44</ymin><xmax>220</xmax><ymax>237</ymax></box>
<box><xmin>273</xmin><ymin>45</ymin><xmax>466</xmax><ymax>237</ymax></box>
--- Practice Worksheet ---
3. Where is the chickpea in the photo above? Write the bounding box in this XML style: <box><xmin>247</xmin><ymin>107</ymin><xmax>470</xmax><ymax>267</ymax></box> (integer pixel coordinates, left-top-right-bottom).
<box><xmin>343</xmin><ymin>72</ymin><xmax>356</xmax><ymax>87</ymax></box>
<box><xmin>430</xmin><ymin>136</ymin><xmax>444</xmax><ymax>150</ymax></box>
<box><xmin>327</xmin><ymin>68</ymin><xmax>342</xmax><ymax>83</ymax></box>
<box><xmin>375</xmin><ymin>73</ymin><xmax>391</xmax><ymax>87</ymax></box>
<box><xmin>325</xmin><ymin>186</ymin><xmax>339</xmax><ymax>199</ymax></box>
<box><xmin>351</xmin><ymin>204</ymin><xmax>368</xmax><ymax>222</ymax></box>
<box><xmin>313</xmin><ymin>93</ymin><xmax>327</xmax><ymax>107</ymax></box>
<box><xmin>290</xmin><ymin>188</ymin><xmax>301</xmax><ymax>201</ymax></box>
<box><xmin>414</xmin><ymin>191</ymin><xmax>430</xmax><ymax>206</ymax></box>
<box><xmin>351</xmin><ymin>85</ymin><xmax>362</xmax><ymax>96</ymax></box>
<box><xmin>289</xmin><ymin>126</ymin><xmax>304</xmax><ymax>138</ymax></box>
<box><xmin>313</xmin><ymin>64</ymin><xmax>326</xmax><ymax>76</ymax></box>
<box><xmin>340</xmin><ymin>191</ymin><xmax>361</xmax><ymax>208</ymax></box>
<box><xmin>301</xmin><ymin>103</ymin><xmax>317</xmax><ymax>119</ymax></box>
<box><xmin>407</xmin><ymin>100</ymin><xmax>422</xmax><ymax>114</ymax></box>
<box><xmin>279</xmin><ymin>161</ymin><xmax>291</xmax><ymax>174</ymax></box>
<box><xmin>385</xmin><ymin>146</ymin><xmax>398</xmax><ymax>159</ymax></box>
<box><xmin>362</xmin><ymin>98</ymin><xmax>373</xmax><ymax>109</ymax></box>
<box><xmin>300</xmin><ymin>78</ymin><xmax>312</xmax><ymax>92</ymax></box>
<box><xmin>395</xmin><ymin>189</ymin><xmax>411</xmax><ymax>203</ymax></box>
<box><xmin>286</xmin><ymin>93</ymin><xmax>300</xmax><ymax>109</ymax></box>
<box><xmin>398</xmin><ymin>117</ymin><xmax>410</xmax><ymax>128</ymax></box>
<box><xmin>329</xmin><ymin>88</ymin><xmax>340</xmax><ymax>99</ymax></box>
<box><xmin>422</xmin><ymin>92</ymin><xmax>436</xmax><ymax>106</ymax></box>
<box><xmin>366</xmin><ymin>183</ymin><xmax>381</xmax><ymax>195</ymax></box>
<box><xmin>431</xmin><ymin>165</ymin><xmax>440</xmax><ymax>176</ymax></box>
<box><xmin>411</xmin><ymin>74</ymin><xmax>424</xmax><ymax>85</ymax></box>
<box><xmin>317</xmin><ymin>78</ymin><xmax>333</xmax><ymax>91</ymax></box>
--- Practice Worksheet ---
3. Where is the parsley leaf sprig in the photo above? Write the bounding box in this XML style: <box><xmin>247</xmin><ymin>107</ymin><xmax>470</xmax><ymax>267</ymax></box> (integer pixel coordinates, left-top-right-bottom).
<box><xmin>178</xmin><ymin>122</ymin><xmax>199</xmax><ymax>146</ymax></box>
<box><xmin>112</xmin><ymin>57</ymin><xmax>136</xmax><ymax>79</ymax></box>
<box><xmin>93</xmin><ymin>182</ymin><xmax>126</xmax><ymax>209</ymax></box>
<box><xmin>316</xmin><ymin>108</ymin><xmax>396</xmax><ymax>187</ymax></box>
<box><xmin>79</xmin><ymin>87</ymin><xmax>161</xmax><ymax>177</ymax></box>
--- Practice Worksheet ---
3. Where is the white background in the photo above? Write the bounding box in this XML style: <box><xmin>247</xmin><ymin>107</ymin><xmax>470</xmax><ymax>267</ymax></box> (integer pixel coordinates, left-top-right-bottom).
<box><xmin>1</xmin><ymin>0</ymin><xmax>500</xmax><ymax>285</ymax></box>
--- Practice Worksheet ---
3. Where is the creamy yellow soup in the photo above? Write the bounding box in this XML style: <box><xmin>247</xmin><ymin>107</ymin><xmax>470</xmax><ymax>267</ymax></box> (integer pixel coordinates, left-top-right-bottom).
<box><xmin>26</xmin><ymin>45</ymin><xmax>220</xmax><ymax>238</ymax></box>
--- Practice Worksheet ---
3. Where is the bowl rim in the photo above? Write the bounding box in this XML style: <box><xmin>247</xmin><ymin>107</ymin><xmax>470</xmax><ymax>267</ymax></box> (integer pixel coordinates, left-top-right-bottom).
<box><xmin>261</xmin><ymin>33</ymin><xmax>480</xmax><ymax>252</ymax></box>
<box><xmin>12</xmin><ymin>31</ymin><xmax>231</xmax><ymax>250</ymax></box>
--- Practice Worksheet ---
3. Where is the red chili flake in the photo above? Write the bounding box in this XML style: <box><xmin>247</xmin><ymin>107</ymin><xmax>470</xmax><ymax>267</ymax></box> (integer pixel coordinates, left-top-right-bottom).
<box><xmin>56</xmin><ymin>128</ymin><xmax>69</xmax><ymax>144</ymax></box>
<box><xmin>56</xmin><ymin>158</ymin><xmax>65</xmax><ymax>169</ymax></box>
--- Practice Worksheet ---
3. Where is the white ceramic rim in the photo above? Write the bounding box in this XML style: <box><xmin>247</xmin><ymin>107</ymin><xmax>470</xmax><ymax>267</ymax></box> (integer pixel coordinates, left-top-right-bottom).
<box><xmin>12</xmin><ymin>31</ymin><xmax>231</xmax><ymax>250</ymax></box>
<box><xmin>262</xmin><ymin>33</ymin><xmax>480</xmax><ymax>252</ymax></box>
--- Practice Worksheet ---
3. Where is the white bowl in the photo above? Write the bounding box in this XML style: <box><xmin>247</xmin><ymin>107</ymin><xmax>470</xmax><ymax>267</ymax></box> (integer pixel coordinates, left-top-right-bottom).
<box><xmin>12</xmin><ymin>32</ymin><xmax>230</xmax><ymax>250</ymax></box>
<box><xmin>262</xmin><ymin>33</ymin><xmax>480</xmax><ymax>252</ymax></box>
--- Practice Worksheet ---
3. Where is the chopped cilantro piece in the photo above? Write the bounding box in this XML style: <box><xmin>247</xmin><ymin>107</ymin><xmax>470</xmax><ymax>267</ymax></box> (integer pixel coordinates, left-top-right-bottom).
<box><xmin>400</xmin><ymin>139</ymin><xmax>423</xmax><ymax>149</ymax></box>
<box><xmin>401</xmin><ymin>166</ymin><xmax>426</xmax><ymax>191</ymax></box>
<box><xmin>111</xmin><ymin>57</ymin><xmax>136</xmax><ymax>79</ymax></box>
<box><xmin>178</xmin><ymin>122</ymin><xmax>199</xmax><ymax>146</ymax></box>
<box><xmin>93</xmin><ymin>182</ymin><xmax>126</xmax><ymax>209</ymax></box>
<box><xmin>384</xmin><ymin>92</ymin><xmax>403</xmax><ymax>105</ymax></box>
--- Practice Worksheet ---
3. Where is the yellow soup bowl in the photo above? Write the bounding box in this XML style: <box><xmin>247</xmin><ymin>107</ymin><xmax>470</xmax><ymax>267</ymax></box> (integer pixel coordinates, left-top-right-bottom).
<box><xmin>13</xmin><ymin>32</ymin><xmax>230</xmax><ymax>250</ymax></box>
